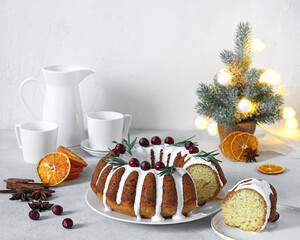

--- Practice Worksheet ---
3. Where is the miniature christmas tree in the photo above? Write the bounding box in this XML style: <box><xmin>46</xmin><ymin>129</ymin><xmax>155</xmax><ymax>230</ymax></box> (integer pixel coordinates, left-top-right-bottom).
<box><xmin>196</xmin><ymin>22</ymin><xmax>284</xmax><ymax>127</ymax></box>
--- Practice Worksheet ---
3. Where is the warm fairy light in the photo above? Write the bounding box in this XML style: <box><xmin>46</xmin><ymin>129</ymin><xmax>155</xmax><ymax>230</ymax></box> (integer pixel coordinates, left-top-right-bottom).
<box><xmin>207</xmin><ymin>122</ymin><xmax>218</xmax><ymax>136</ymax></box>
<box><xmin>237</xmin><ymin>98</ymin><xmax>254</xmax><ymax>114</ymax></box>
<box><xmin>283</xmin><ymin>107</ymin><xmax>296</xmax><ymax>120</ymax></box>
<box><xmin>285</xmin><ymin>118</ymin><xmax>298</xmax><ymax>130</ymax></box>
<box><xmin>251</xmin><ymin>38</ymin><xmax>266</xmax><ymax>52</ymax></box>
<box><xmin>276</xmin><ymin>84</ymin><xmax>286</xmax><ymax>96</ymax></box>
<box><xmin>217</xmin><ymin>69</ymin><xmax>232</xmax><ymax>86</ymax></box>
<box><xmin>259</xmin><ymin>70</ymin><xmax>281</xmax><ymax>85</ymax></box>
<box><xmin>195</xmin><ymin>116</ymin><xmax>209</xmax><ymax>130</ymax></box>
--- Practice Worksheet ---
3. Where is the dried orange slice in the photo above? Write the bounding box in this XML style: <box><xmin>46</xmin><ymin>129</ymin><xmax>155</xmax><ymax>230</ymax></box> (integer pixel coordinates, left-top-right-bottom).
<box><xmin>220</xmin><ymin>131</ymin><xmax>242</xmax><ymax>161</ymax></box>
<box><xmin>66</xmin><ymin>172</ymin><xmax>81</xmax><ymax>181</ymax></box>
<box><xmin>257</xmin><ymin>164</ymin><xmax>285</xmax><ymax>175</ymax></box>
<box><xmin>57</xmin><ymin>146</ymin><xmax>88</xmax><ymax>167</ymax></box>
<box><xmin>36</xmin><ymin>152</ymin><xmax>71</xmax><ymax>186</ymax></box>
<box><xmin>230</xmin><ymin>132</ymin><xmax>259</xmax><ymax>161</ymax></box>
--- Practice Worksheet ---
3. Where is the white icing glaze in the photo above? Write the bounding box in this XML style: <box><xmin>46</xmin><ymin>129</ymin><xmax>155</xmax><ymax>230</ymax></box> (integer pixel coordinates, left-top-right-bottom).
<box><xmin>229</xmin><ymin>178</ymin><xmax>273</xmax><ymax>230</ymax></box>
<box><xmin>152</xmin><ymin>171</ymin><xmax>164</xmax><ymax>222</ymax></box>
<box><xmin>172</xmin><ymin>168</ymin><xmax>186</xmax><ymax>220</ymax></box>
<box><xmin>116</xmin><ymin>166</ymin><xmax>133</xmax><ymax>204</ymax></box>
<box><xmin>102</xmin><ymin>167</ymin><xmax>117</xmax><ymax>211</ymax></box>
<box><xmin>98</xmin><ymin>142</ymin><xmax>224</xmax><ymax>221</ymax></box>
<box><xmin>95</xmin><ymin>164</ymin><xmax>110</xmax><ymax>186</ymax></box>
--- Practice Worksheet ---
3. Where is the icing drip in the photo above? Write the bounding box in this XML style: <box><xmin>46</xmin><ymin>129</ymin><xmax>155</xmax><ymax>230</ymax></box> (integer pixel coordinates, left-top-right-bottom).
<box><xmin>102</xmin><ymin>168</ymin><xmax>117</xmax><ymax>211</ymax></box>
<box><xmin>230</xmin><ymin>178</ymin><xmax>273</xmax><ymax>230</ymax></box>
<box><xmin>116</xmin><ymin>166</ymin><xmax>134</xmax><ymax>204</ymax></box>
<box><xmin>172</xmin><ymin>168</ymin><xmax>186</xmax><ymax>220</ymax></box>
<box><xmin>152</xmin><ymin>172</ymin><xmax>164</xmax><ymax>222</ymax></box>
<box><xmin>95</xmin><ymin>164</ymin><xmax>110</xmax><ymax>186</ymax></box>
<box><xmin>133</xmin><ymin>169</ymin><xmax>149</xmax><ymax>219</ymax></box>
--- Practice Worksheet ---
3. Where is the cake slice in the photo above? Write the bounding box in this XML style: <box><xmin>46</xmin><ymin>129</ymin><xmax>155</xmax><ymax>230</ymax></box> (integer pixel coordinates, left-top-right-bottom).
<box><xmin>222</xmin><ymin>178</ymin><xmax>277</xmax><ymax>232</ymax></box>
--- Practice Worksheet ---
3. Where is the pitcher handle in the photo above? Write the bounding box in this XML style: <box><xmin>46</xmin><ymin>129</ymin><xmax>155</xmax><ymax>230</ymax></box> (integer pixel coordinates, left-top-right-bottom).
<box><xmin>15</xmin><ymin>124</ymin><xmax>22</xmax><ymax>149</ymax></box>
<box><xmin>122</xmin><ymin>114</ymin><xmax>133</xmax><ymax>138</ymax></box>
<box><xmin>19</xmin><ymin>78</ymin><xmax>39</xmax><ymax>120</ymax></box>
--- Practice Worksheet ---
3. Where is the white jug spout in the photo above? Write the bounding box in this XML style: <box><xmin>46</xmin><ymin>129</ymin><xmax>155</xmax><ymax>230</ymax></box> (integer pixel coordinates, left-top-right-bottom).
<box><xmin>78</xmin><ymin>68</ymin><xmax>94</xmax><ymax>83</ymax></box>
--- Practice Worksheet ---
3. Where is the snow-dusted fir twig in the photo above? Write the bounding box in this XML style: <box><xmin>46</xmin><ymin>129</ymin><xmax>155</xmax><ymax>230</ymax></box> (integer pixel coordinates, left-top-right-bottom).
<box><xmin>196</xmin><ymin>22</ymin><xmax>283</xmax><ymax>126</ymax></box>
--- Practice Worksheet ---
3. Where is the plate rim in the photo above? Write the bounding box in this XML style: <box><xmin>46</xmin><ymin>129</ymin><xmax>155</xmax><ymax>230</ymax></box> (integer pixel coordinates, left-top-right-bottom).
<box><xmin>211</xmin><ymin>204</ymin><xmax>300</xmax><ymax>240</ymax></box>
<box><xmin>80</xmin><ymin>139</ymin><xmax>110</xmax><ymax>153</ymax></box>
<box><xmin>85</xmin><ymin>187</ymin><xmax>224</xmax><ymax>225</ymax></box>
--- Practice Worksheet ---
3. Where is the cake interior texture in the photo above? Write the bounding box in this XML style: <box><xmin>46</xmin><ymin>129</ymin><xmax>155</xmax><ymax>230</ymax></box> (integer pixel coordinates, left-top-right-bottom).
<box><xmin>222</xmin><ymin>189</ymin><xmax>267</xmax><ymax>232</ymax></box>
<box><xmin>186</xmin><ymin>164</ymin><xmax>221</xmax><ymax>205</ymax></box>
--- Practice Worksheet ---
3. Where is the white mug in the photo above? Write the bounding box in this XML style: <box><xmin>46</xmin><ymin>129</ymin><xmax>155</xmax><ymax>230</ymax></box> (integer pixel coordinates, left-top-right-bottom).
<box><xmin>87</xmin><ymin>111</ymin><xmax>132</xmax><ymax>151</ymax></box>
<box><xmin>15</xmin><ymin>121</ymin><xmax>58</xmax><ymax>164</ymax></box>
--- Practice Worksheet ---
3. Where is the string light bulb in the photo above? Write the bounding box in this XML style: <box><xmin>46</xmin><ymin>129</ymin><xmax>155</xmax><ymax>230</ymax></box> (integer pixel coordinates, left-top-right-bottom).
<box><xmin>251</xmin><ymin>38</ymin><xmax>266</xmax><ymax>52</ymax></box>
<box><xmin>259</xmin><ymin>70</ymin><xmax>281</xmax><ymax>85</ymax></box>
<box><xmin>195</xmin><ymin>116</ymin><xmax>209</xmax><ymax>130</ymax></box>
<box><xmin>285</xmin><ymin>118</ymin><xmax>298</xmax><ymax>130</ymax></box>
<box><xmin>276</xmin><ymin>85</ymin><xmax>286</xmax><ymax>96</ymax></box>
<box><xmin>283</xmin><ymin>107</ymin><xmax>296</xmax><ymax>120</ymax></box>
<box><xmin>237</xmin><ymin>98</ymin><xmax>253</xmax><ymax>114</ymax></box>
<box><xmin>207</xmin><ymin>122</ymin><xmax>218</xmax><ymax>136</ymax></box>
<box><xmin>217</xmin><ymin>69</ymin><xmax>232</xmax><ymax>86</ymax></box>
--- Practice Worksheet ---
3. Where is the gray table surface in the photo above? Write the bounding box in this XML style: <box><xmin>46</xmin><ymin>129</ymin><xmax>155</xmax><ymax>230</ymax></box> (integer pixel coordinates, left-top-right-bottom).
<box><xmin>1</xmin><ymin>129</ymin><xmax>299</xmax><ymax>240</ymax></box>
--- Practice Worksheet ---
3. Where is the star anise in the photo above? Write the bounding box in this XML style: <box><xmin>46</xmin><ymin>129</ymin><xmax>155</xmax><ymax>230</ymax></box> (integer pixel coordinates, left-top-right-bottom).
<box><xmin>9</xmin><ymin>189</ymin><xmax>30</xmax><ymax>201</ymax></box>
<box><xmin>28</xmin><ymin>200</ymin><xmax>53</xmax><ymax>212</ymax></box>
<box><xmin>30</xmin><ymin>189</ymin><xmax>55</xmax><ymax>201</ymax></box>
<box><xmin>244</xmin><ymin>148</ymin><xmax>259</xmax><ymax>163</ymax></box>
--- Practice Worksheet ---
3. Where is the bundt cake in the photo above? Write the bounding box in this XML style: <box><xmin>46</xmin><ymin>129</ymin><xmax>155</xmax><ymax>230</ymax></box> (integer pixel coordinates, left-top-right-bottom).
<box><xmin>222</xmin><ymin>178</ymin><xmax>277</xmax><ymax>232</ymax></box>
<box><xmin>90</xmin><ymin>136</ymin><xmax>226</xmax><ymax>221</ymax></box>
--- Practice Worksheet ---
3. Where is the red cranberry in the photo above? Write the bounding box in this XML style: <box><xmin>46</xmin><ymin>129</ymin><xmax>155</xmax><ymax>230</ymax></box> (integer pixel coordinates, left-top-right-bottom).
<box><xmin>115</xmin><ymin>144</ymin><xmax>126</xmax><ymax>154</ymax></box>
<box><xmin>109</xmin><ymin>148</ymin><xmax>120</xmax><ymax>157</ymax></box>
<box><xmin>151</xmin><ymin>136</ymin><xmax>161</xmax><ymax>145</ymax></box>
<box><xmin>272</xmin><ymin>212</ymin><xmax>280</xmax><ymax>222</ymax></box>
<box><xmin>29</xmin><ymin>210</ymin><xmax>40</xmax><ymax>220</ymax></box>
<box><xmin>139</xmin><ymin>138</ymin><xmax>149</xmax><ymax>147</ymax></box>
<box><xmin>164</xmin><ymin>137</ymin><xmax>174</xmax><ymax>144</ymax></box>
<box><xmin>52</xmin><ymin>205</ymin><xmax>63</xmax><ymax>215</ymax></box>
<box><xmin>189</xmin><ymin>146</ymin><xmax>199</xmax><ymax>154</ymax></box>
<box><xmin>62</xmin><ymin>218</ymin><xmax>73</xmax><ymax>229</ymax></box>
<box><xmin>155</xmin><ymin>161</ymin><xmax>165</xmax><ymax>170</ymax></box>
<box><xmin>129</xmin><ymin>158</ymin><xmax>140</xmax><ymax>167</ymax></box>
<box><xmin>184</xmin><ymin>141</ymin><xmax>194</xmax><ymax>150</ymax></box>
<box><xmin>140</xmin><ymin>161</ymin><xmax>151</xmax><ymax>171</ymax></box>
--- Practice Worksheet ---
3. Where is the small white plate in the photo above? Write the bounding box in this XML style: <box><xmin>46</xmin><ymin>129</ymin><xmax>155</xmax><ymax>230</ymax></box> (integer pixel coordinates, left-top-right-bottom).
<box><xmin>86</xmin><ymin>188</ymin><xmax>224</xmax><ymax>225</ymax></box>
<box><xmin>80</xmin><ymin>139</ymin><xmax>109</xmax><ymax>157</ymax></box>
<box><xmin>80</xmin><ymin>139</ymin><xmax>108</xmax><ymax>152</ymax></box>
<box><xmin>211</xmin><ymin>205</ymin><xmax>300</xmax><ymax>240</ymax></box>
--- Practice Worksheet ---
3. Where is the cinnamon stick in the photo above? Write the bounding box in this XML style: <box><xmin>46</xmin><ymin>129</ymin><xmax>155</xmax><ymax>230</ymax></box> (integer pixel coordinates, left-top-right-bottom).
<box><xmin>6</xmin><ymin>182</ymin><xmax>49</xmax><ymax>191</ymax></box>
<box><xmin>4</xmin><ymin>178</ymin><xmax>34</xmax><ymax>184</ymax></box>
<box><xmin>0</xmin><ymin>189</ymin><xmax>17</xmax><ymax>193</ymax></box>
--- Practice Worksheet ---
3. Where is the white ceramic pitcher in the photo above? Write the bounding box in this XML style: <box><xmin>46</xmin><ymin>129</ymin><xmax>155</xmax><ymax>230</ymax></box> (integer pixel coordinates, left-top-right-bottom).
<box><xmin>20</xmin><ymin>65</ymin><xmax>94</xmax><ymax>147</ymax></box>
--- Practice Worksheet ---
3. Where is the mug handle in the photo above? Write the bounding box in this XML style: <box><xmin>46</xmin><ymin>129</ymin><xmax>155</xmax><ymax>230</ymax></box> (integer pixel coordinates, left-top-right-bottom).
<box><xmin>15</xmin><ymin>124</ymin><xmax>22</xmax><ymax>149</ymax></box>
<box><xmin>19</xmin><ymin>78</ymin><xmax>39</xmax><ymax>120</ymax></box>
<box><xmin>122</xmin><ymin>114</ymin><xmax>133</xmax><ymax>138</ymax></box>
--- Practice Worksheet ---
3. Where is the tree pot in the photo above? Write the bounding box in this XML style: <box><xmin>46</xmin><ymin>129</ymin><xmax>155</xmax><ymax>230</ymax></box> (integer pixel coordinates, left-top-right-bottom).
<box><xmin>217</xmin><ymin>122</ymin><xmax>256</xmax><ymax>142</ymax></box>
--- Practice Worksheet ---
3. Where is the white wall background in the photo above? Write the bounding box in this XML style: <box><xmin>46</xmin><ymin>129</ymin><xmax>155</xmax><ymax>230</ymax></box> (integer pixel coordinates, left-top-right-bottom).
<box><xmin>1</xmin><ymin>0</ymin><xmax>299</xmax><ymax>130</ymax></box>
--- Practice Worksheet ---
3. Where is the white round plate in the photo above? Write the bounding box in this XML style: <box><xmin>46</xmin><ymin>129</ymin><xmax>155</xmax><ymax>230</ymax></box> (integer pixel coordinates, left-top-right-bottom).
<box><xmin>80</xmin><ymin>139</ymin><xmax>109</xmax><ymax>157</ymax></box>
<box><xmin>211</xmin><ymin>205</ymin><xmax>300</xmax><ymax>240</ymax></box>
<box><xmin>80</xmin><ymin>139</ymin><xmax>109</xmax><ymax>152</ymax></box>
<box><xmin>86</xmin><ymin>188</ymin><xmax>224</xmax><ymax>225</ymax></box>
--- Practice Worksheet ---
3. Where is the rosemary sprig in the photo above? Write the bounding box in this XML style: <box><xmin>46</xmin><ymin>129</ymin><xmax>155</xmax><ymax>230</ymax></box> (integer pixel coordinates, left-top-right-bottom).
<box><xmin>193</xmin><ymin>150</ymin><xmax>222</xmax><ymax>166</ymax></box>
<box><xmin>157</xmin><ymin>166</ymin><xmax>176</xmax><ymax>178</ymax></box>
<box><xmin>167</xmin><ymin>135</ymin><xmax>198</xmax><ymax>147</ymax></box>
<box><xmin>105</xmin><ymin>155</ymin><xmax>128</xmax><ymax>171</ymax></box>
<box><xmin>113</xmin><ymin>134</ymin><xmax>137</xmax><ymax>155</ymax></box>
